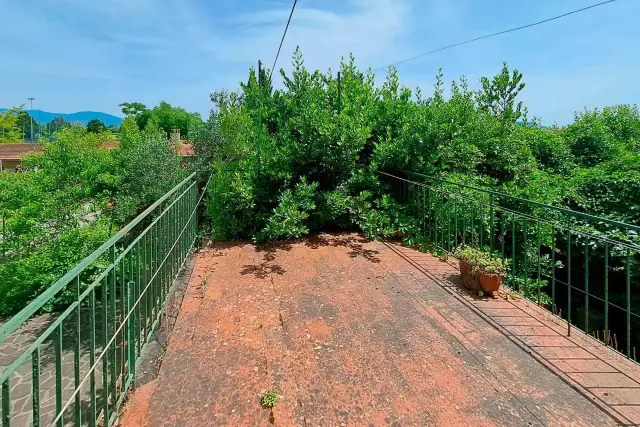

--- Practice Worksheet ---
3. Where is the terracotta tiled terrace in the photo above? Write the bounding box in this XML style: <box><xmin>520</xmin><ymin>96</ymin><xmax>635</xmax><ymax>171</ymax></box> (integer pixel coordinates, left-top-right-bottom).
<box><xmin>120</xmin><ymin>233</ymin><xmax>640</xmax><ymax>427</ymax></box>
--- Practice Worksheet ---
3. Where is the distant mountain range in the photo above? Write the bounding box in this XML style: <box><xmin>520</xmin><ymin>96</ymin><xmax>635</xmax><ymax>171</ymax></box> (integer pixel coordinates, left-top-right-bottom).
<box><xmin>0</xmin><ymin>108</ymin><xmax>123</xmax><ymax>126</ymax></box>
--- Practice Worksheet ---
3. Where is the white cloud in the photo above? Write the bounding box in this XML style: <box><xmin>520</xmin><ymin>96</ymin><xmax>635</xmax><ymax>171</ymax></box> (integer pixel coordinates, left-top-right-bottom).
<box><xmin>216</xmin><ymin>0</ymin><xmax>411</xmax><ymax>73</ymax></box>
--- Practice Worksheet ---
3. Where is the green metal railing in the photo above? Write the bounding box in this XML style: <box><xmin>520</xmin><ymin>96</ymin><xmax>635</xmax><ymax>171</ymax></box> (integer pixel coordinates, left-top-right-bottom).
<box><xmin>379</xmin><ymin>170</ymin><xmax>640</xmax><ymax>362</ymax></box>
<box><xmin>0</xmin><ymin>172</ymin><xmax>205</xmax><ymax>426</ymax></box>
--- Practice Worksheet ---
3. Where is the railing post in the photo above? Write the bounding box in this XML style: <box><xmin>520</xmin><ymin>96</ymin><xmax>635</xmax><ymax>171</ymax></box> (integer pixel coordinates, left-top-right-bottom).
<box><xmin>567</xmin><ymin>216</ymin><xmax>572</xmax><ymax>337</ymax></box>
<box><xmin>127</xmin><ymin>280</ymin><xmax>136</xmax><ymax>389</ymax></box>
<box><xmin>490</xmin><ymin>193</ymin><xmax>495</xmax><ymax>252</ymax></box>
<box><xmin>626</xmin><ymin>249</ymin><xmax>631</xmax><ymax>358</ymax></box>
<box><xmin>2</xmin><ymin>379</ymin><xmax>10</xmax><ymax>427</ymax></box>
<box><xmin>584</xmin><ymin>244</ymin><xmax>589</xmax><ymax>334</ymax></box>
<box><xmin>74</xmin><ymin>277</ymin><xmax>81</xmax><ymax>426</ymax></box>
<box><xmin>604</xmin><ymin>242</ymin><xmax>609</xmax><ymax>345</ymax></box>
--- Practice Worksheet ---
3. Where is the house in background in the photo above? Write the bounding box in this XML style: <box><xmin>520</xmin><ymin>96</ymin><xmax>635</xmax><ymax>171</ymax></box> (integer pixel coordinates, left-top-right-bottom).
<box><xmin>0</xmin><ymin>134</ymin><xmax>195</xmax><ymax>173</ymax></box>
<box><xmin>0</xmin><ymin>143</ymin><xmax>43</xmax><ymax>172</ymax></box>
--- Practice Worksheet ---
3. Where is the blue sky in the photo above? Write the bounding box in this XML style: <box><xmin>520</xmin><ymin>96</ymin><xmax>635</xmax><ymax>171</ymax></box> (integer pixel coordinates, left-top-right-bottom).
<box><xmin>0</xmin><ymin>0</ymin><xmax>638</xmax><ymax>125</ymax></box>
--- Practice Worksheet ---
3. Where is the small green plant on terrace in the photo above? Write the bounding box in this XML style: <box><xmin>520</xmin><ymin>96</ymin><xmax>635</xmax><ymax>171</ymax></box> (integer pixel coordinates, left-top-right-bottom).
<box><xmin>453</xmin><ymin>246</ymin><xmax>508</xmax><ymax>275</ymax></box>
<box><xmin>507</xmin><ymin>276</ymin><xmax>552</xmax><ymax>305</ymax></box>
<box><xmin>260</xmin><ymin>389</ymin><xmax>278</xmax><ymax>408</ymax></box>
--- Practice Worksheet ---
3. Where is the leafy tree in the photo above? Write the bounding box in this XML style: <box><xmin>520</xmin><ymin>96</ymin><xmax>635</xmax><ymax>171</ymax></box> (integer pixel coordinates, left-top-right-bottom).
<box><xmin>16</xmin><ymin>111</ymin><xmax>35</xmax><ymax>140</ymax></box>
<box><xmin>564</xmin><ymin>109</ymin><xmax>622</xmax><ymax>166</ymax></box>
<box><xmin>113</xmin><ymin>117</ymin><xmax>186</xmax><ymax>223</ymax></box>
<box><xmin>87</xmin><ymin>119</ymin><xmax>107</xmax><ymax>133</ymax></box>
<box><xmin>119</xmin><ymin>101</ymin><xmax>202</xmax><ymax>139</ymax></box>
<box><xmin>140</xmin><ymin>101</ymin><xmax>202</xmax><ymax>139</ymax></box>
<box><xmin>46</xmin><ymin>117</ymin><xmax>69</xmax><ymax>135</ymax></box>
<box><xmin>570</xmin><ymin>154</ymin><xmax>640</xmax><ymax>224</ymax></box>
<box><xmin>517</xmin><ymin>125</ymin><xmax>573</xmax><ymax>174</ymax></box>
<box><xmin>0</xmin><ymin>106</ymin><xmax>24</xmax><ymax>142</ymax></box>
<box><xmin>119</xmin><ymin>102</ymin><xmax>147</xmax><ymax>117</ymax></box>
<box><xmin>476</xmin><ymin>62</ymin><xmax>526</xmax><ymax>130</ymax></box>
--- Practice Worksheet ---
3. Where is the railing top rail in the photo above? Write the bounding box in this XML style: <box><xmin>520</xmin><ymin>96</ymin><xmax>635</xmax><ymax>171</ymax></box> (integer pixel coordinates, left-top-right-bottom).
<box><xmin>0</xmin><ymin>171</ymin><xmax>197</xmax><ymax>343</ymax></box>
<box><xmin>391</xmin><ymin>170</ymin><xmax>640</xmax><ymax>233</ymax></box>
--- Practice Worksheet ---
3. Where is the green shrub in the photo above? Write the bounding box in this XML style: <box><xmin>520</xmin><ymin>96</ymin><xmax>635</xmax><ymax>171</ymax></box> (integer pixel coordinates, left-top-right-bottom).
<box><xmin>260</xmin><ymin>389</ymin><xmax>278</xmax><ymax>408</ymax></box>
<box><xmin>453</xmin><ymin>246</ymin><xmax>508</xmax><ymax>275</ymax></box>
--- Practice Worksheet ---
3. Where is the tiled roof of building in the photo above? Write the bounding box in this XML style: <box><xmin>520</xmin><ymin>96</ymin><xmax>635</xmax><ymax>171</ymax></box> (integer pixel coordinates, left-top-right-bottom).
<box><xmin>0</xmin><ymin>139</ymin><xmax>195</xmax><ymax>161</ymax></box>
<box><xmin>0</xmin><ymin>143</ymin><xmax>43</xmax><ymax>160</ymax></box>
<box><xmin>174</xmin><ymin>141</ymin><xmax>195</xmax><ymax>157</ymax></box>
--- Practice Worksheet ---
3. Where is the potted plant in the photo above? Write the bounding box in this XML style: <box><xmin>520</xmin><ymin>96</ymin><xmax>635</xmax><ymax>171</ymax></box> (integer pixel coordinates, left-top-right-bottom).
<box><xmin>476</xmin><ymin>256</ymin><xmax>508</xmax><ymax>297</ymax></box>
<box><xmin>453</xmin><ymin>246</ymin><xmax>482</xmax><ymax>292</ymax></box>
<box><xmin>454</xmin><ymin>246</ymin><xmax>508</xmax><ymax>297</ymax></box>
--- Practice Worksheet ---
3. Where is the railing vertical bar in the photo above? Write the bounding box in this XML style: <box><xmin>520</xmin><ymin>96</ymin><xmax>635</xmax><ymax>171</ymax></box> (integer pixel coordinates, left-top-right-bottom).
<box><xmin>454</xmin><ymin>196</ymin><xmax>458</xmax><ymax>249</ymax></box>
<box><xmin>462</xmin><ymin>202</ymin><xmax>466</xmax><ymax>246</ymax></box>
<box><xmin>127</xmin><ymin>280</ymin><xmax>136</xmax><ymax>390</ymax></box>
<box><xmin>500</xmin><ymin>212</ymin><xmax>505</xmax><ymax>260</ymax></box>
<box><xmin>471</xmin><ymin>205</ymin><xmax>475</xmax><ymax>247</ymax></box>
<box><xmin>162</xmin><ymin>212</ymin><xmax>167</xmax><ymax>302</ymax></box>
<box><xmin>537</xmin><ymin>223</ymin><xmax>542</xmax><ymax>305</ymax></box>
<box><xmin>153</xmin><ymin>219</ymin><xmax>158</xmax><ymax>316</ymax></box>
<box><xmin>2</xmin><ymin>379</ymin><xmax>10</xmax><ymax>427</ymax></box>
<box><xmin>421</xmin><ymin>187</ymin><xmax>425</xmax><ymax>238</ymax></box>
<box><xmin>568</xmin><ymin>218</ymin><xmax>572</xmax><ymax>332</ymax></box>
<box><xmin>74</xmin><ymin>277</ymin><xmax>81</xmax><ymax>426</ymax></box>
<box><xmin>101</xmin><ymin>274</ymin><xmax>109</xmax><ymax>425</ymax></box>
<box><xmin>440</xmin><ymin>190</ymin><xmax>445</xmax><ymax>251</ymax></box>
<box><xmin>89</xmin><ymin>287</ymin><xmax>97</xmax><ymax>427</ymax></box>
<box><xmin>446</xmin><ymin>192</ymin><xmax>451</xmax><ymax>253</ymax></box>
<box><xmin>136</xmin><ymin>240</ymin><xmax>141</xmax><ymax>357</ymax></box>
<box><xmin>523</xmin><ymin>220</ymin><xmax>528</xmax><ymax>283</ymax></box>
<box><xmin>479</xmin><ymin>198</ymin><xmax>483</xmax><ymax>249</ymax></box>
<box><xmin>429</xmin><ymin>189</ymin><xmax>438</xmax><ymax>248</ymax></box>
<box><xmin>511</xmin><ymin>216</ymin><xmax>516</xmax><ymax>280</ymax></box>
<box><xmin>490</xmin><ymin>193</ymin><xmax>495</xmax><ymax>252</ymax></box>
<box><xmin>171</xmin><ymin>201</ymin><xmax>176</xmax><ymax>279</ymax></box>
<box><xmin>144</xmin><ymin>232</ymin><xmax>150</xmax><ymax>342</ymax></box>
<box><xmin>109</xmin><ymin>247</ymin><xmax>116</xmax><ymax>410</ymax></box>
<box><xmin>604</xmin><ymin>242</ymin><xmax>609</xmax><ymax>345</ymax></box>
<box><xmin>119</xmin><ymin>255</ymin><xmax>126</xmax><ymax>394</ymax></box>
<box><xmin>159</xmin><ymin>214</ymin><xmax>164</xmax><ymax>305</ymax></box>
<box><xmin>584</xmin><ymin>244</ymin><xmax>589</xmax><ymax>335</ymax></box>
<box><xmin>31</xmin><ymin>348</ymin><xmax>40</xmax><ymax>427</ymax></box>
<box><xmin>55</xmin><ymin>323</ymin><xmax>63</xmax><ymax>427</ymax></box>
<box><xmin>626</xmin><ymin>249</ymin><xmax>631</xmax><ymax>358</ymax></box>
<box><xmin>552</xmin><ymin>228</ymin><xmax>557</xmax><ymax>315</ymax></box>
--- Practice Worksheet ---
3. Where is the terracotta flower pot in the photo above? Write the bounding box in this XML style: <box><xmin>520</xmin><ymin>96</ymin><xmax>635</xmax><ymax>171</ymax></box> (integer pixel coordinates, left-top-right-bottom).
<box><xmin>459</xmin><ymin>259</ymin><xmax>471</xmax><ymax>288</ymax></box>
<box><xmin>459</xmin><ymin>260</ymin><xmax>480</xmax><ymax>291</ymax></box>
<box><xmin>479</xmin><ymin>272</ymin><xmax>503</xmax><ymax>297</ymax></box>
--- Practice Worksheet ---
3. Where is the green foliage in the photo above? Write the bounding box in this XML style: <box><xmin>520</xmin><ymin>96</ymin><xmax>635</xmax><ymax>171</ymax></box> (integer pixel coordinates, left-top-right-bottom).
<box><xmin>201</xmin><ymin>50</ymin><xmax>640</xmax><ymax>248</ymax></box>
<box><xmin>87</xmin><ymin>119</ymin><xmax>107</xmax><ymax>133</ymax></box>
<box><xmin>569</xmin><ymin>154</ymin><xmax>640</xmax><ymax>224</ymax></box>
<box><xmin>476</xmin><ymin>62</ymin><xmax>527</xmax><ymax>130</ymax></box>
<box><xmin>564</xmin><ymin>109</ymin><xmax>621</xmax><ymax>166</ymax></box>
<box><xmin>260</xmin><ymin>390</ymin><xmax>278</xmax><ymax>408</ymax></box>
<box><xmin>254</xmin><ymin>178</ymin><xmax>318</xmax><ymax>242</ymax></box>
<box><xmin>508</xmin><ymin>277</ymin><xmax>553</xmax><ymax>305</ymax></box>
<box><xmin>0</xmin><ymin>121</ymin><xmax>186</xmax><ymax>316</ymax></box>
<box><xmin>121</xmin><ymin>101</ymin><xmax>202</xmax><ymax>139</ymax></box>
<box><xmin>514</xmin><ymin>125</ymin><xmax>573</xmax><ymax>174</ymax></box>
<box><xmin>119</xmin><ymin>102</ymin><xmax>147</xmax><ymax>117</ymax></box>
<box><xmin>113</xmin><ymin>119</ymin><xmax>186</xmax><ymax>224</ymax></box>
<box><xmin>0</xmin><ymin>106</ymin><xmax>24</xmax><ymax>142</ymax></box>
<box><xmin>4</xmin><ymin>48</ymin><xmax>639</xmax><ymax>321</ymax></box>
<box><xmin>453</xmin><ymin>246</ymin><xmax>508</xmax><ymax>275</ymax></box>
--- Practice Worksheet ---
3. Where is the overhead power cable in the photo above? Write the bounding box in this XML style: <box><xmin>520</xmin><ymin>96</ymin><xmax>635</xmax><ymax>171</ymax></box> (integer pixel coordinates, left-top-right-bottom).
<box><xmin>372</xmin><ymin>0</ymin><xmax>618</xmax><ymax>72</ymax></box>
<box><xmin>272</xmin><ymin>0</ymin><xmax>299</xmax><ymax>73</ymax></box>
